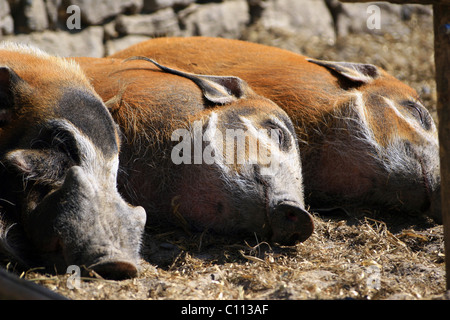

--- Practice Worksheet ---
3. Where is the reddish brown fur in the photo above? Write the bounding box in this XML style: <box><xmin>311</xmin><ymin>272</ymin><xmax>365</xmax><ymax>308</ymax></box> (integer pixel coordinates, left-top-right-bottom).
<box><xmin>110</xmin><ymin>37</ymin><xmax>440</xmax><ymax>219</ymax></box>
<box><xmin>72</xmin><ymin>56</ymin><xmax>314</xmax><ymax>243</ymax></box>
<box><xmin>74</xmin><ymin>57</ymin><xmax>210</xmax><ymax>209</ymax></box>
<box><xmin>110</xmin><ymin>37</ymin><xmax>420</xmax><ymax>146</ymax></box>
<box><xmin>0</xmin><ymin>46</ymin><xmax>108</xmax><ymax>148</ymax></box>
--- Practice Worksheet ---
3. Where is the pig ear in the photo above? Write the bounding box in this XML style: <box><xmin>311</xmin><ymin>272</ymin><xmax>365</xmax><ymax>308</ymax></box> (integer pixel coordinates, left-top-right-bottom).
<box><xmin>190</xmin><ymin>73</ymin><xmax>247</xmax><ymax>105</ymax></box>
<box><xmin>0</xmin><ymin>66</ymin><xmax>23</xmax><ymax>127</ymax></box>
<box><xmin>104</xmin><ymin>85</ymin><xmax>128</xmax><ymax>113</ymax></box>
<box><xmin>104</xmin><ymin>94</ymin><xmax>121</xmax><ymax>112</ymax></box>
<box><xmin>125</xmin><ymin>57</ymin><xmax>248</xmax><ymax>104</ymax></box>
<box><xmin>5</xmin><ymin>149</ymin><xmax>68</xmax><ymax>181</ymax></box>
<box><xmin>307</xmin><ymin>59</ymin><xmax>380</xmax><ymax>83</ymax></box>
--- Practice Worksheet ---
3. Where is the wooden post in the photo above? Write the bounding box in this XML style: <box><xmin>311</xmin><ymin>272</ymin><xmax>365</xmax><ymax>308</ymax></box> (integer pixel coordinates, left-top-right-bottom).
<box><xmin>340</xmin><ymin>0</ymin><xmax>450</xmax><ymax>292</ymax></box>
<box><xmin>433</xmin><ymin>3</ymin><xmax>450</xmax><ymax>290</ymax></box>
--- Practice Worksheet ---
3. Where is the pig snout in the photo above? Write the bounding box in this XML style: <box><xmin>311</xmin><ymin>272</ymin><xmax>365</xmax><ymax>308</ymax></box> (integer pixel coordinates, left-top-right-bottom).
<box><xmin>88</xmin><ymin>260</ymin><xmax>139</xmax><ymax>280</ymax></box>
<box><xmin>55</xmin><ymin>166</ymin><xmax>146</xmax><ymax>280</ymax></box>
<box><xmin>269</xmin><ymin>201</ymin><xmax>314</xmax><ymax>245</ymax></box>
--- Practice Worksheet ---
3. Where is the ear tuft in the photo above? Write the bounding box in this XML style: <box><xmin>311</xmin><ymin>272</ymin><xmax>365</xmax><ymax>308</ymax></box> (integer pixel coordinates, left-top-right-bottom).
<box><xmin>5</xmin><ymin>149</ymin><xmax>70</xmax><ymax>182</ymax></box>
<box><xmin>5</xmin><ymin>150</ymin><xmax>35</xmax><ymax>174</ymax></box>
<box><xmin>125</xmin><ymin>56</ymin><xmax>250</xmax><ymax>105</ymax></box>
<box><xmin>307</xmin><ymin>59</ymin><xmax>380</xmax><ymax>84</ymax></box>
<box><xmin>104</xmin><ymin>95</ymin><xmax>121</xmax><ymax>112</ymax></box>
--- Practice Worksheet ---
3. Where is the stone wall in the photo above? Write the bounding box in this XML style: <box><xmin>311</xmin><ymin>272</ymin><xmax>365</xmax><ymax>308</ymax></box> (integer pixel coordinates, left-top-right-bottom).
<box><xmin>0</xmin><ymin>0</ymin><xmax>432</xmax><ymax>57</ymax></box>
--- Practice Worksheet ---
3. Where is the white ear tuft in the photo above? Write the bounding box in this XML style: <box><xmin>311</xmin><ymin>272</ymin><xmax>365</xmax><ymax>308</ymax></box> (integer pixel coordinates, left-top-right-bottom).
<box><xmin>307</xmin><ymin>59</ymin><xmax>380</xmax><ymax>84</ymax></box>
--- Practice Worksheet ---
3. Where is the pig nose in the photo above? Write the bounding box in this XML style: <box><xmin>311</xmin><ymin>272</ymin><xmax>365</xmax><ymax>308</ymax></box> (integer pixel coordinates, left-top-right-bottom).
<box><xmin>270</xmin><ymin>201</ymin><xmax>314</xmax><ymax>245</ymax></box>
<box><xmin>89</xmin><ymin>260</ymin><xmax>138</xmax><ymax>280</ymax></box>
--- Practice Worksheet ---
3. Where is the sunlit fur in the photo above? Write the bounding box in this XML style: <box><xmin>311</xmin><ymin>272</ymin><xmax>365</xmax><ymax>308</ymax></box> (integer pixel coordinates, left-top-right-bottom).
<box><xmin>0</xmin><ymin>44</ymin><xmax>145</xmax><ymax>277</ymax></box>
<box><xmin>109</xmin><ymin>37</ymin><xmax>441</xmax><ymax>221</ymax></box>
<box><xmin>72</xmin><ymin>56</ymin><xmax>313</xmax><ymax>243</ymax></box>
<box><xmin>0</xmin><ymin>41</ymin><xmax>90</xmax><ymax>90</ymax></box>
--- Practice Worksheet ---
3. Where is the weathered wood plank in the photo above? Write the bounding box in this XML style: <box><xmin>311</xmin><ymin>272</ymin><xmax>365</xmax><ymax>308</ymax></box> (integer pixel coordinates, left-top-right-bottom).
<box><xmin>433</xmin><ymin>3</ymin><xmax>450</xmax><ymax>290</ymax></box>
<box><xmin>0</xmin><ymin>268</ymin><xmax>67</xmax><ymax>300</ymax></box>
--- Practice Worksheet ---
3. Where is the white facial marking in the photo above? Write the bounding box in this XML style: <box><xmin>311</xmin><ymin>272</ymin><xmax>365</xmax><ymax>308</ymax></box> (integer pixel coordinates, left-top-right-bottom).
<box><xmin>383</xmin><ymin>97</ymin><xmax>419</xmax><ymax>130</ymax></box>
<box><xmin>50</xmin><ymin>119</ymin><xmax>119</xmax><ymax>186</ymax></box>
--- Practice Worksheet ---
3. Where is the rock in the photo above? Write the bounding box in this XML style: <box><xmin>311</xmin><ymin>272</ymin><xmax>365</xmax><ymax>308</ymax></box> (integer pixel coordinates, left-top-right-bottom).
<box><xmin>179</xmin><ymin>0</ymin><xmax>250</xmax><ymax>38</ymax></box>
<box><xmin>125</xmin><ymin>0</ymin><xmax>145</xmax><ymax>14</ymax></box>
<box><xmin>143</xmin><ymin>0</ymin><xmax>195</xmax><ymax>12</ymax></box>
<box><xmin>105</xmin><ymin>35</ymin><xmax>152</xmax><ymax>56</ymax></box>
<box><xmin>2</xmin><ymin>26</ymin><xmax>105</xmax><ymax>57</ymax></box>
<box><xmin>65</xmin><ymin>0</ymin><xmax>144</xmax><ymax>25</ymax></box>
<box><xmin>44</xmin><ymin>0</ymin><xmax>62</xmax><ymax>29</ymax></box>
<box><xmin>400</xmin><ymin>4</ymin><xmax>432</xmax><ymax>20</ymax></box>
<box><xmin>332</xmin><ymin>1</ymin><xmax>432</xmax><ymax>38</ymax></box>
<box><xmin>0</xmin><ymin>0</ymin><xmax>14</xmax><ymax>35</ymax></box>
<box><xmin>258</xmin><ymin>0</ymin><xmax>335</xmax><ymax>41</ymax></box>
<box><xmin>103</xmin><ymin>19</ymin><xmax>119</xmax><ymax>40</ymax></box>
<box><xmin>115</xmin><ymin>8</ymin><xmax>180</xmax><ymax>36</ymax></box>
<box><xmin>0</xmin><ymin>15</ymin><xmax>14</xmax><ymax>36</ymax></box>
<box><xmin>13</xmin><ymin>0</ymin><xmax>49</xmax><ymax>33</ymax></box>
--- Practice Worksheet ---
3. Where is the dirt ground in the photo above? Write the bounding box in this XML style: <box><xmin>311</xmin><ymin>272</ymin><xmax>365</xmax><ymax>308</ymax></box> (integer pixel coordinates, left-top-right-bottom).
<box><xmin>9</xmin><ymin>10</ymin><xmax>448</xmax><ymax>300</ymax></box>
<box><xmin>21</xmin><ymin>210</ymin><xmax>446</xmax><ymax>300</ymax></box>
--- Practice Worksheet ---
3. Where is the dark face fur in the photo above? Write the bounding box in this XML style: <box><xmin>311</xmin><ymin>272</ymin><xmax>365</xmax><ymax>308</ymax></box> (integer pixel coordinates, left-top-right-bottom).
<box><xmin>0</xmin><ymin>48</ymin><xmax>146</xmax><ymax>279</ymax></box>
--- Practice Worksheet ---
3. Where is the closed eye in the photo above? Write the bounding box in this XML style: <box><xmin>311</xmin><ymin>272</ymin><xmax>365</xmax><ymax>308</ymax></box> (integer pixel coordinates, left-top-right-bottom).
<box><xmin>401</xmin><ymin>100</ymin><xmax>431</xmax><ymax>130</ymax></box>
<box><xmin>270</xmin><ymin>127</ymin><xmax>284</xmax><ymax>145</ymax></box>
<box><xmin>407</xmin><ymin>102</ymin><xmax>423</xmax><ymax>123</ymax></box>
<box><xmin>264</xmin><ymin>121</ymin><xmax>291</xmax><ymax>151</ymax></box>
